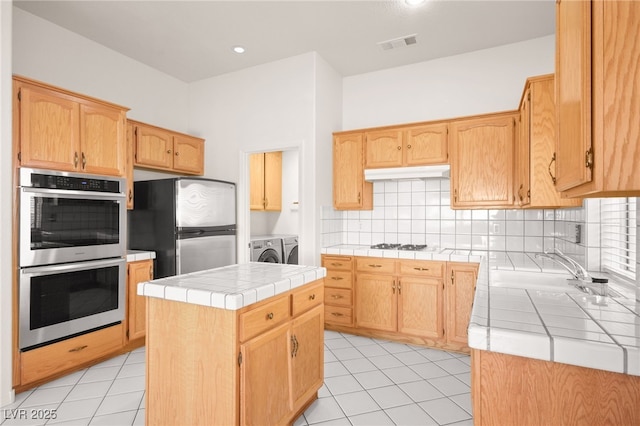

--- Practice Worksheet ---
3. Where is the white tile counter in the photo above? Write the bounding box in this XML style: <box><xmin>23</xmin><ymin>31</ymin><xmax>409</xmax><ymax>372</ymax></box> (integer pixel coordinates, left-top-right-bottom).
<box><xmin>322</xmin><ymin>245</ymin><xmax>640</xmax><ymax>376</ymax></box>
<box><xmin>138</xmin><ymin>262</ymin><xmax>326</xmax><ymax>310</ymax></box>
<box><xmin>469</xmin><ymin>252</ymin><xmax>640</xmax><ymax>376</ymax></box>
<box><xmin>126</xmin><ymin>250</ymin><xmax>156</xmax><ymax>262</ymax></box>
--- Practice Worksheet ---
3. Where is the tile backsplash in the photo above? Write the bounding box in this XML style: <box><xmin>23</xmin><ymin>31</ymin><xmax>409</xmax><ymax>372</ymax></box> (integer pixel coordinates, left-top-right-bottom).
<box><xmin>322</xmin><ymin>179</ymin><xmax>587</xmax><ymax>259</ymax></box>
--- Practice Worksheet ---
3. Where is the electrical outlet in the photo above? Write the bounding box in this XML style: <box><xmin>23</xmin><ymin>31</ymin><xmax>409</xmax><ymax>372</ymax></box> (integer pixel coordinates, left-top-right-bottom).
<box><xmin>575</xmin><ymin>224</ymin><xmax>582</xmax><ymax>244</ymax></box>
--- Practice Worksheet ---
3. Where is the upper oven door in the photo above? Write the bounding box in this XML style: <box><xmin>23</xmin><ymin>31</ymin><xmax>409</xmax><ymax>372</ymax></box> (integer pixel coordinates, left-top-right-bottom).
<box><xmin>20</xmin><ymin>186</ymin><xmax>126</xmax><ymax>267</ymax></box>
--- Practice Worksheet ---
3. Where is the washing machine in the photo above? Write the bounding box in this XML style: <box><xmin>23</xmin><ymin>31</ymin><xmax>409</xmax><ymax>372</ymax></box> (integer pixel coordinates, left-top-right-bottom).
<box><xmin>281</xmin><ymin>235</ymin><xmax>298</xmax><ymax>265</ymax></box>
<box><xmin>250</xmin><ymin>236</ymin><xmax>283</xmax><ymax>263</ymax></box>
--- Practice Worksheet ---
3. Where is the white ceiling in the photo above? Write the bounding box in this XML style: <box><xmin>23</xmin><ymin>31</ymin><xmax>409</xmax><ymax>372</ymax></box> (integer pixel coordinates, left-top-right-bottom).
<box><xmin>14</xmin><ymin>0</ymin><xmax>555</xmax><ymax>83</ymax></box>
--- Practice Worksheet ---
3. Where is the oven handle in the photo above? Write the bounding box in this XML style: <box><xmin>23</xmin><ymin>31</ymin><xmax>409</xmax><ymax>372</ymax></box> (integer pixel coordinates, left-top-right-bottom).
<box><xmin>21</xmin><ymin>187</ymin><xmax>126</xmax><ymax>199</ymax></box>
<box><xmin>21</xmin><ymin>257</ymin><xmax>126</xmax><ymax>275</ymax></box>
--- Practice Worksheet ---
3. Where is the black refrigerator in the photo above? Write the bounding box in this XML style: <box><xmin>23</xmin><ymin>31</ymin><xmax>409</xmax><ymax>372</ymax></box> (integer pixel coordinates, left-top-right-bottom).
<box><xmin>129</xmin><ymin>177</ymin><xmax>236</xmax><ymax>278</ymax></box>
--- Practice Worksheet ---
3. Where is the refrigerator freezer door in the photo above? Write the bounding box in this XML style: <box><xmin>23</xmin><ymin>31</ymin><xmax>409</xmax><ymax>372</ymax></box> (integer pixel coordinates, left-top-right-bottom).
<box><xmin>176</xmin><ymin>234</ymin><xmax>236</xmax><ymax>275</ymax></box>
<box><xmin>176</xmin><ymin>179</ymin><xmax>236</xmax><ymax>228</ymax></box>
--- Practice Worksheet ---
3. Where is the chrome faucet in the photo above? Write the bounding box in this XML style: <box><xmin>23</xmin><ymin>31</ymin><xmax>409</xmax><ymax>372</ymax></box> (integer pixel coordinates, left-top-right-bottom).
<box><xmin>535</xmin><ymin>249</ymin><xmax>610</xmax><ymax>296</ymax></box>
<box><xmin>535</xmin><ymin>248</ymin><xmax>589</xmax><ymax>280</ymax></box>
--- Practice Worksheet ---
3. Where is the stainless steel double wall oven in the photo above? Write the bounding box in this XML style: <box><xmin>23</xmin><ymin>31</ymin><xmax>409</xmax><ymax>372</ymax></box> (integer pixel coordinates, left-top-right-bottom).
<box><xmin>18</xmin><ymin>168</ymin><xmax>127</xmax><ymax>350</ymax></box>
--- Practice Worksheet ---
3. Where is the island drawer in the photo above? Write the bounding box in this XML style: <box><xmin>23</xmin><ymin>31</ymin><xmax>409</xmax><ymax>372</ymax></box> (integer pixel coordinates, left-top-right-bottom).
<box><xmin>325</xmin><ymin>270</ymin><xmax>352</xmax><ymax>289</ymax></box>
<box><xmin>356</xmin><ymin>257</ymin><xmax>396</xmax><ymax>274</ymax></box>
<box><xmin>324</xmin><ymin>288</ymin><xmax>351</xmax><ymax>307</ymax></box>
<box><xmin>291</xmin><ymin>280</ymin><xmax>324</xmax><ymax>317</ymax></box>
<box><xmin>322</xmin><ymin>256</ymin><xmax>353</xmax><ymax>271</ymax></box>
<box><xmin>239</xmin><ymin>295</ymin><xmax>290</xmax><ymax>342</ymax></box>
<box><xmin>324</xmin><ymin>305</ymin><xmax>352</xmax><ymax>326</ymax></box>
<box><xmin>399</xmin><ymin>260</ymin><xmax>445</xmax><ymax>278</ymax></box>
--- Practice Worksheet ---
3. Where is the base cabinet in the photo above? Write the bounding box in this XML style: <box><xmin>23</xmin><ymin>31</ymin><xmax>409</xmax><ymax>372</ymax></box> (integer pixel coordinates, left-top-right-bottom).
<box><xmin>146</xmin><ymin>279</ymin><xmax>324</xmax><ymax>425</ymax></box>
<box><xmin>326</xmin><ymin>255</ymin><xmax>477</xmax><ymax>352</ymax></box>
<box><xmin>126</xmin><ymin>260</ymin><xmax>153</xmax><ymax>342</ymax></box>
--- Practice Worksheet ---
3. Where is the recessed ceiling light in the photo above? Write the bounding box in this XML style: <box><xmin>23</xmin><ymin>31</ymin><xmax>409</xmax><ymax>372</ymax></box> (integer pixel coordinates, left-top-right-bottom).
<box><xmin>232</xmin><ymin>46</ymin><xmax>245</xmax><ymax>54</ymax></box>
<box><xmin>405</xmin><ymin>0</ymin><xmax>425</xmax><ymax>6</ymax></box>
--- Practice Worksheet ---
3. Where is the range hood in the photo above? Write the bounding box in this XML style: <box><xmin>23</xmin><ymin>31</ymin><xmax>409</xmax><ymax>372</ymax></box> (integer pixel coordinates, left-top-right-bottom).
<box><xmin>364</xmin><ymin>165</ymin><xmax>450</xmax><ymax>181</ymax></box>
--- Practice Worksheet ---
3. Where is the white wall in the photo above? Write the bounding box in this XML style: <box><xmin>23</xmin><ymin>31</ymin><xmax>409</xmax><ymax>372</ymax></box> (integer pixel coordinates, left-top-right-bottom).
<box><xmin>12</xmin><ymin>7</ymin><xmax>189</xmax><ymax>133</ymax></box>
<box><xmin>1</xmin><ymin>0</ymin><xmax>14</xmax><ymax>408</ymax></box>
<box><xmin>342</xmin><ymin>35</ymin><xmax>555</xmax><ymax>130</ymax></box>
<box><xmin>188</xmin><ymin>53</ymin><xmax>319</xmax><ymax>265</ymax></box>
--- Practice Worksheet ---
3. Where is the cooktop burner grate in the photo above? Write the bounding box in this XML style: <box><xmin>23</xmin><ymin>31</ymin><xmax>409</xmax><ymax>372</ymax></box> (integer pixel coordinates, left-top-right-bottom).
<box><xmin>370</xmin><ymin>243</ymin><xmax>428</xmax><ymax>251</ymax></box>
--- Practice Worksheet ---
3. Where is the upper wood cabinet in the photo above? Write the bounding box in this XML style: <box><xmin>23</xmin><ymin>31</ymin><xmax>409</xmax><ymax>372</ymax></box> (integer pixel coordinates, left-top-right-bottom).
<box><xmin>14</xmin><ymin>76</ymin><xmax>128</xmax><ymax>177</ymax></box>
<box><xmin>250</xmin><ymin>151</ymin><xmax>282</xmax><ymax>211</ymax></box>
<box><xmin>449</xmin><ymin>112</ymin><xmax>517</xmax><ymax>208</ymax></box>
<box><xmin>131</xmin><ymin>120</ymin><xmax>204</xmax><ymax>176</ymax></box>
<box><xmin>333</xmin><ymin>132</ymin><xmax>373</xmax><ymax>210</ymax></box>
<box><xmin>519</xmin><ymin>75</ymin><xmax>582</xmax><ymax>209</ymax></box>
<box><xmin>364</xmin><ymin>123</ymin><xmax>448</xmax><ymax>169</ymax></box>
<box><xmin>125</xmin><ymin>121</ymin><xmax>134</xmax><ymax>209</ymax></box>
<box><xmin>556</xmin><ymin>0</ymin><xmax>640</xmax><ymax>197</ymax></box>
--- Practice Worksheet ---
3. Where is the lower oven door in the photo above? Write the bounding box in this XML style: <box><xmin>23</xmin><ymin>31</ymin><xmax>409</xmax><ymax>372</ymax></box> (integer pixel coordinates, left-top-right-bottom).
<box><xmin>19</xmin><ymin>257</ymin><xmax>126</xmax><ymax>350</ymax></box>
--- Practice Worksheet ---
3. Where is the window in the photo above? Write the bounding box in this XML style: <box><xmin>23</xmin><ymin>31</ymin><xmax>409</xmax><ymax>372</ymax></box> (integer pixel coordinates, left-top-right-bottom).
<box><xmin>601</xmin><ymin>197</ymin><xmax>637</xmax><ymax>280</ymax></box>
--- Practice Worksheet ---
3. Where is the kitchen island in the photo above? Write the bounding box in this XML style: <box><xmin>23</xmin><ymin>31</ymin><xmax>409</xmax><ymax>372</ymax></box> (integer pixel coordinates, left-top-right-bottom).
<box><xmin>138</xmin><ymin>262</ymin><xmax>326</xmax><ymax>426</ymax></box>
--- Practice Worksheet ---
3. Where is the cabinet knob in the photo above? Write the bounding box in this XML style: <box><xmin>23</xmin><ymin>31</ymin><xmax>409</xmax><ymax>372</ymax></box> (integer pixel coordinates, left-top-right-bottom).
<box><xmin>166</xmin><ymin>150</ymin><xmax>172</xmax><ymax>154</ymax></box>
<box><xmin>266</xmin><ymin>312</ymin><xmax>274</xmax><ymax>320</ymax></box>
<box><xmin>397</xmin><ymin>146</ymin><xmax>402</xmax><ymax>150</ymax></box>
<box><xmin>309</xmin><ymin>294</ymin><xmax>316</xmax><ymax>300</ymax></box>
<box><xmin>175</xmin><ymin>151</ymin><xmax>179</xmax><ymax>156</ymax></box>
<box><xmin>407</xmin><ymin>144</ymin><xmax>412</xmax><ymax>149</ymax></box>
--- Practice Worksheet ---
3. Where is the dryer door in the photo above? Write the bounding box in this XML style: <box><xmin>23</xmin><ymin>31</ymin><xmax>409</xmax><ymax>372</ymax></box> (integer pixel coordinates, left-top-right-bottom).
<box><xmin>257</xmin><ymin>248</ymin><xmax>281</xmax><ymax>263</ymax></box>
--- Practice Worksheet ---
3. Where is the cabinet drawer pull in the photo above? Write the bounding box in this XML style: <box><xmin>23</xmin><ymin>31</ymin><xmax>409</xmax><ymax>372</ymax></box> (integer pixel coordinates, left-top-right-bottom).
<box><xmin>331</xmin><ymin>294</ymin><xmax>344</xmax><ymax>299</ymax></box>
<box><xmin>330</xmin><ymin>276</ymin><xmax>344</xmax><ymax>281</ymax></box>
<box><xmin>68</xmin><ymin>345</ymin><xmax>88</xmax><ymax>353</ymax></box>
<box><xmin>368</xmin><ymin>264</ymin><xmax>382</xmax><ymax>268</ymax></box>
<box><xmin>74</xmin><ymin>152</ymin><xmax>79</xmax><ymax>168</ymax></box>
<box><xmin>330</xmin><ymin>312</ymin><xmax>344</xmax><ymax>317</ymax></box>
<box><xmin>548</xmin><ymin>153</ymin><xmax>557</xmax><ymax>185</ymax></box>
<box><xmin>413</xmin><ymin>267</ymin><xmax>430</xmax><ymax>271</ymax></box>
<box><xmin>330</xmin><ymin>263</ymin><xmax>343</xmax><ymax>267</ymax></box>
<box><xmin>175</xmin><ymin>151</ymin><xmax>179</xmax><ymax>156</ymax></box>
<box><xmin>309</xmin><ymin>294</ymin><xmax>316</xmax><ymax>300</ymax></box>
<box><xmin>397</xmin><ymin>146</ymin><xmax>402</xmax><ymax>150</ymax></box>
<box><xmin>407</xmin><ymin>144</ymin><xmax>412</xmax><ymax>149</ymax></box>
<box><xmin>166</xmin><ymin>149</ymin><xmax>172</xmax><ymax>154</ymax></box>
<box><xmin>266</xmin><ymin>312</ymin><xmax>274</xmax><ymax>320</ymax></box>
<box><xmin>81</xmin><ymin>152</ymin><xmax>87</xmax><ymax>168</ymax></box>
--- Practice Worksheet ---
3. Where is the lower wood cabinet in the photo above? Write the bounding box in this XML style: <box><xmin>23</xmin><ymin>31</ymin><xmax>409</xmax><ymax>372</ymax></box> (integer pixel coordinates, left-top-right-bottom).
<box><xmin>324</xmin><ymin>255</ymin><xmax>478</xmax><ymax>353</ymax></box>
<box><xmin>126</xmin><ymin>259</ymin><xmax>153</xmax><ymax>342</ymax></box>
<box><xmin>20</xmin><ymin>324</ymin><xmax>123</xmax><ymax>387</ymax></box>
<box><xmin>145</xmin><ymin>279</ymin><xmax>324</xmax><ymax>425</ymax></box>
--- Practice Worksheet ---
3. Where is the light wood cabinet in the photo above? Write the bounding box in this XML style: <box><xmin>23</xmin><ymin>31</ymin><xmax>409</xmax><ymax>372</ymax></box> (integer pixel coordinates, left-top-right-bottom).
<box><xmin>354</xmin><ymin>258</ymin><xmax>447</xmax><ymax>341</ymax></box>
<box><xmin>449</xmin><ymin>112</ymin><xmax>517</xmax><ymax>209</ymax></box>
<box><xmin>20</xmin><ymin>324</ymin><xmax>123</xmax><ymax>387</ymax></box>
<box><xmin>555</xmin><ymin>0</ymin><xmax>640</xmax><ymax>197</ymax></box>
<box><xmin>321</xmin><ymin>255</ymin><xmax>354</xmax><ymax>326</ymax></box>
<box><xmin>250</xmin><ymin>151</ymin><xmax>282</xmax><ymax>211</ymax></box>
<box><xmin>131</xmin><ymin>120</ymin><xmax>204</xmax><ymax>175</ymax></box>
<box><xmin>445</xmin><ymin>263</ymin><xmax>478</xmax><ymax>345</ymax></box>
<box><xmin>126</xmin><ymin>259</ymin><xmax>153</xmax><ymax>342</ymax></box>
<box><xmin>125</xmin><ymin>121</ymin><xmax>134</xmax><ymax>209</ymax></box>
<box><xmin>145</xmin><ymin>279</ymin><xmax>324</xmax><ymax>426</ymax></box>
<box><xmin>518</xmin><ymin>75</ymin><xmax>583</xmax><ymax>209</ymax></box>
<box><xmin>333</xmin><ymin>132</ymin><xmax>373</xmax><ymax>210</ymax></box>
<box><xmin>14</xmin><ymin>76</ymin><xmax>128</xmax><ymax>177</ymax></box>
<box><xmin>365</xmin><ymin>124</ymin><xmax>448</xmax><ymax>169</ymax></box>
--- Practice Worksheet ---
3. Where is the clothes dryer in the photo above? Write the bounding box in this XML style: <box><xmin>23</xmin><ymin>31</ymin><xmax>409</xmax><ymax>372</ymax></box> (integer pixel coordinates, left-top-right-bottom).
<box><xmin>249</xmin><ymin>236</ymin><xmax>283</xmax><ymax>263</ymax></box>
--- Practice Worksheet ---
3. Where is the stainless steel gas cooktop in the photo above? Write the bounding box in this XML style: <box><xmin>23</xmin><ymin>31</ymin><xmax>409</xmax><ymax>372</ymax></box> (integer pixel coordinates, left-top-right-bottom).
<box><xmin>370</xmin><ymin>243</ymin><xmax>428</xmax><ymax>251</ymax></box>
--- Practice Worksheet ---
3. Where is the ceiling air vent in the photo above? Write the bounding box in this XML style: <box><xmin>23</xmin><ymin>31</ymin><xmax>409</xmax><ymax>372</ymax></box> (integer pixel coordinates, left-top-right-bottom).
<box><xmin>377</xmin><ymin>34</ymin><xmax>418</xmax><ymax>51</ymax></box>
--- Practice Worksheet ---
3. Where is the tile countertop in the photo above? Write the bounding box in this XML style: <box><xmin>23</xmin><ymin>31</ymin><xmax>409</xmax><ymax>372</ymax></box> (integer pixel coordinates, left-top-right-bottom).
<box><xmin>322</xmin><ymin>245</ymin><xmax>640</xmax><ymax>376</ymax></box>
<box><xmin>137</xmin><ymin>262</ymin><xmax>326</xmax><ymax>311</ymax></box>
<box><xmin>126</xmin><ymin>250</ymin><xmax>156</xmax><ymax>262</ymax></box>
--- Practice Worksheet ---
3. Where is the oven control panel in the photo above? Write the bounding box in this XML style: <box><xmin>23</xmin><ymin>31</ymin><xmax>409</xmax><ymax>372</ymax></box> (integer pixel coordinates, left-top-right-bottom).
<box><xmin>29</xmin><ymin>172</ymin><xmax>121</xmax><ymax>193</ymax></box>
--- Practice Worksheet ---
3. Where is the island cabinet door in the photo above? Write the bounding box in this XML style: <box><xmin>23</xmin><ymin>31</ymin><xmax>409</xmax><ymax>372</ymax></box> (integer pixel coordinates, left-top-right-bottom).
<box><xmin>240</xmin><ymin>322</ymin><xmax>292</xmax><ymax>426</ymax></box>
<box><xmin>291</xmin><ymin>305</ymin><xmax>324</xmax><ymax>409</ymax></box>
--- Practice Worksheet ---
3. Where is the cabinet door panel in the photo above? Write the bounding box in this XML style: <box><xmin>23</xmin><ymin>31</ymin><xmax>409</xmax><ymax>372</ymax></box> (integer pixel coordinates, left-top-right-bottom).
<box><xmin>173</xmin><ymin>135</ymin><xmax>204</xmax><ymax>175</ymax></box>
<box><xmin>80</xmin><ymin>103</ymin><xmax>125</xmax><ymax>176</ymax></box>
<box><xmin>19</xmin><ymin>85</ymin><xmax>79</xmax><ymax>171</ymax></box>
<box><xmin>365</xmin><ymin>129</ymin><xmax>403</xmax><ymax>168</ymax></box>
<box><xmin>264</xmin><ymin>151</ymin><xmax>282</xmax><ymax>211</ymax></box>
<box><xmin>398</xmin><ymin>277</ymin><xmax>443</xmax><ymax>339</ymax></box>
<box><xmin>240</xmin><ymin>323</ymin><xmax>292</xmax><ymax>426</ymax></box>
<box><xmin>446</xmin><ymin>264</ymin><xmax>478</xmax><ymax>345</ymax></box>
<box><xmin>405</xmin><ymin>124</ymin><xmax>448</xmax><ymax>166</ymax></box>
<box><xmin>249</xmin><ymin>153</ymin><xmax>266</xmax><ymax>210</ymax></box>
<box><xmin>128</xmin><ymin>260</ymin><xmax>152</xmax><ymax>341</ymax></box>
<box><xmin>134</xmin><ymin>125</ymin><xmax>173</xmax><ymax>169</ymax></box>
<box><xmin>450</xmin><ymin>114</ymin><xmax>515</xmax><ymax>207</ymax></box>
<box><xmin>334</xmin><ymin>133</ymin><xmax>371</xmax><ymax>209</ymax></box>
<box><xmin>555</xmin><ymin>0</ymin><xmax>592</xmax><ymax>191</ymax></box>
<box><xmin>355</xmin><ymin>274</ymin><xmax>397</xmax><ymax>332</ymax></box>
<box><xmin>291</xmin><ymin>306</ymin><xmax>324</xmax><ymax>410</ymax></box>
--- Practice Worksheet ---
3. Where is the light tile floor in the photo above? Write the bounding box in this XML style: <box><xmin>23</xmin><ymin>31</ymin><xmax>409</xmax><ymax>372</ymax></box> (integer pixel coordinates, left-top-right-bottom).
<box><xmin>1</xmin><ymin>331</ymin><xmax>473</xmax><ymax>425</ymax></box>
